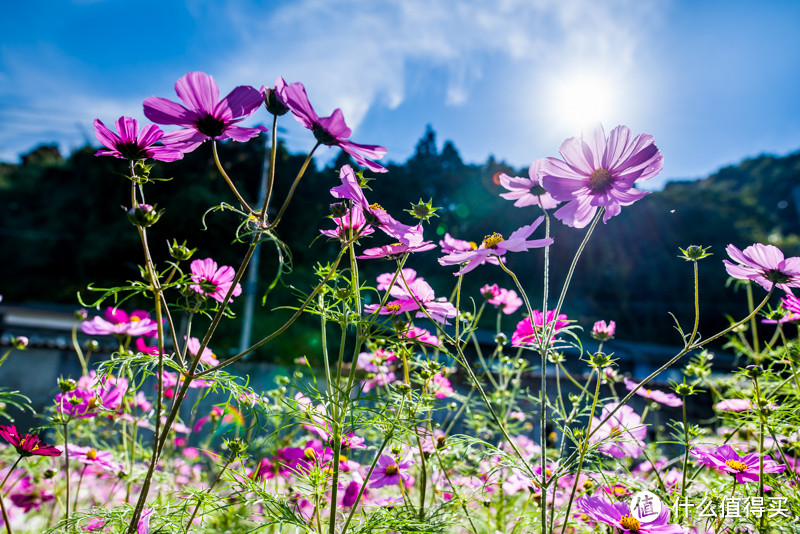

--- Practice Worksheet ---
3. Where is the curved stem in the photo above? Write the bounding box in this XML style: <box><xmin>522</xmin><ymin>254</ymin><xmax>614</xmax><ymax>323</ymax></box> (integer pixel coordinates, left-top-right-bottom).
<box><xmin>212</xmin><ymin>141</ymin><xmax>253</xmax><ymax>213</ymax></box>
<box><xmin>267</xmin><ymin>143</ymin><xmax>320</xmax><ymax>229</ymax></box>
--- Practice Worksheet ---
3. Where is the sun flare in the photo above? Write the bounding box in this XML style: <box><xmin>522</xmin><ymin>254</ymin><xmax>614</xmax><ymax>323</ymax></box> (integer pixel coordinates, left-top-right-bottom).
<box><xmin>545</xmin><ymin>69</ymin><xmax>621</xmax><ymax>133</ymax></box>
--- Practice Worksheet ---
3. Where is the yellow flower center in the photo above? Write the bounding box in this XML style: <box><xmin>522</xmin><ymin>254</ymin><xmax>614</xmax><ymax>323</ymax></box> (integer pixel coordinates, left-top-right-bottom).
<box><xmin>385</xmin><ymin>304</ymin><xmax>402</xmax><ymax>312</ymax></box>
<box><xmin>86</xmin><ymin>449</ymin><xmax>98</xmax><ymax>460</ymax></box>
<box><xmin>589</xmin><ymin>168</ymin><xmax>612</xmax><ymax>193</ymax></box>
<box><xmin>369</xmin><ymin>202</ymin><xmax>385</xmax><ymax>212</ymax></box>
<box><xmin>468</xmin><ymin>241</ymin><xmax>478</xmax><ymax>250</ymax></box>
<box><xmin>385</xmin><ymin>463</ymin><xmax>398</xmax><ymax>476</ymax></box>
<box><xmin>481</xmin><ymin>233</ymin><xmax>504</xmax><ymax>249</ymax></box>
<box><xmin>725</xmin><ymin>459</ymin><xmax>748</xmax><ymax>472</ymax></box>
<box><xmin>130</xmin><ymin>316</ymin><xmax>141</xmax><ymax>322</ymax></box>
<box><xmin>304</xmin><ymin>447</ymin><xmax>317</xmax><ymax>462</ymax></box>
<box><xmin>620</xmin><ymin>515</ymin><xmax>640</xmax><ymax>532</ymax></box>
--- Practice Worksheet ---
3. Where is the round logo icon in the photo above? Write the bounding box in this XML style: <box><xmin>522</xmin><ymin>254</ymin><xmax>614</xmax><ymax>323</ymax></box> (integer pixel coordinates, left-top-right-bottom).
<box><xmin>630</xmin><ymin>490</ymin><xmax>663</xmax><ymax>524</ymax></box>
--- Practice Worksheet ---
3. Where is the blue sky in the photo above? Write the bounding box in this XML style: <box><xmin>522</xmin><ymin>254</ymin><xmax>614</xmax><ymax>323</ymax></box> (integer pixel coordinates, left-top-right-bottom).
<box><xmin>2</xmin><ymin>0</ymin><xmax>800</xmax><ymax>189</ymax></box>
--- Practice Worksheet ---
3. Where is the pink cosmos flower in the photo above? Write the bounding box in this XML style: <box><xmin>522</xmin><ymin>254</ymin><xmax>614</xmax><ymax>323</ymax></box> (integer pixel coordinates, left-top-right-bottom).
<box><xmin>94</xmin><ymin>116</ymin><xmax>184</xmax><ymax>162</ymax></box>
<box><xmin>358</xmin><ymin>241</ymin><xmax>436</xmax><ymax>259</ymax></box>
<box><xmin>186</xmin><ymin>337</ymin><xmax>219</xmax><ymax>367</ymax></box>
<box><xmin>541</xmin><ymin>123</ymin><xmax>663</xmax><ymax>228</ymax></box>
<box><xmin>276</xmin><ymin>78</ymin><xmax>387</xmax><ymax>172</ymax></box>
<box><xmin>189</xmin><ymin>258</ymin><xmax>243</xmax><ymax>303</ymax></box>
<box><xmin>438</xmin><ymin>216</ymin><xmax>553</xmax><ymax>276</ymax></box>
<box><xmin>577</xmin><ymin>496</ymin><xmax>687</xmax><ymax>534</ymax></box>
<box><xmin>511</xmin><ymin>310</ymin><xmax>569</xmax><ymax>347</ymax></box>
<box><xmin>364</xmin><ymin>277</ymin><xmax>457</xmax><ymax>324</ymax></box>
<box><xmin>138</xmin><ymin>508</ymin><xmax>154</xmax><ymax>534</ymax></box>
<box><xmin>440</xmin><ymin>234</ymin><xmax>502</xmax><ymax>266</ymax></box>
<box><xmin>332</xmin><ymin>165</ymin><xmax>426</xmax><ymax>247</ymax></box>
<box><xmin>723</xmin><ymin>243</ymin><xmax>800</xmax><ymax>293</ymax></box>
<box><xmin>66</xmin><ymin>444</ymin><xmax>122</xmax><ymax>473</ymax></box>
<box><xmin>320</xmin><ymin>204</ymin><xmax>374</xmax><ymax>241</ymax></box>
<box><xmin>691</xmin><ymin>444</ymin><xmax>785</xmax><ymax>483</ymax></box>
<box><xmin>403</xmin><ymin>325</ymin><xmax>442</xmax><ymax>347</ymax></box>
<box><xmin>783</xmin><ymin>293</ymin><xmax>800</xmax><ymax>314</ymax></box>
<box><xmin>589</xmin><ymin>403</ymin><xmax>647</xmax><ymax>459</ymax></box>
<box><xmin>428</xmin><ymin>373</ymin><xmax>454</xmax><ymax>398</ymax></box>
<box><xmin>160</xmin><ymin>371</ymin><xmax>213</xmax><ymax>399</ymax></box>
<box><xmin>135</xmin><ymin>337</ymin><xmax>161</xmax><ymax>356</ymax></box>
<box><xmin>0</xmin><ymin>425</ymin><xmax>61</xmax><ymax>457</ymax></box>
<box><xmin>623</xmin><ymin>378</ymin><xmax>683</xmax><ymax>407</ymax></box>
<box><xmin>714</xmin><ymin>398</ymin><xmax>761</xmax><ymax>412</ymax></box>
<box><xmin>481</xmin><ymin>284</ymin><xmax>523</xmax><ymax>315</ymax></box>
<box><xmin>368</xmin><ymin>454</ymin><xmax>415</xmax><ymax>489</ymax></box>
<box><xmin>591</xmin><ymin>320</ymin><xmax>616</xmax><ymax>341</ymax></box>
<box><xmin>376</xmin><ymin>269</ymin><xmax>417</xmax><ymax>291</ymax></box>
<box><xmin>81</xmin><ymin>307</ymin><xmax>159</xmax><ymax>337</ymax></box>
<box><xmin>499</xmin><ymin>159</ymin><xmax>560</xmax><ymax>209</ymax></box>
<box><xmin>143</xmin><ymin>72</ymin><xmax>265</xmax><ymax>153</ymax></box>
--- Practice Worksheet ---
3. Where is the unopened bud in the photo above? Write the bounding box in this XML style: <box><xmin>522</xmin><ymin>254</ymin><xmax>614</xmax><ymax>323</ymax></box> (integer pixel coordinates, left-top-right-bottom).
<box><xmin>58</xmin><ymin>377</ymin><xmax>77</xmax><ymax>393</ymax></box>
<box><xmin>168</xmin><ymin>239</ymin><xmax>196</xmax><ymax>261</ymax></box>
<box><xmin>264</xmin><ymin>87</ymin><xmax>289</xmax><ymax>116</ymax></box>
<box><xmin>75</xmin><ymin>309</ymin><xmax>88</xmax><ymax>320</ymax></box>
<box><xmin>126</xmin><ymin>204</ymin><xmax>163</xmax><ymax>228</ymax></box>
<box><xmin>11</xmin><ymin>336</ymin><xmax>28</xmax><ymax>350</ymax></box>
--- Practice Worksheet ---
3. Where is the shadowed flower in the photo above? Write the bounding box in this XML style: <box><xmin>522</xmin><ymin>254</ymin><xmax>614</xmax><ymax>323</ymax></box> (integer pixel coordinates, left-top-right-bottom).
<box><xmin>499</xmin><ymin>159</ymin><xmax>560</xmax><ymax>209</ymax></box>
<box><xmin>623</xmin><ymin>378</ymin><xmax>683</xmax><ymax>407</ymax></box>
<box><xmin>364</xmin><ymin>277</ymin><xmax>456</xmax><ymax>324</ymax></box>
<box><xmin>143</xmin><ymin>72</ymin><xmax>266</xmax><ymax>153</ymax></box>
<box><xmin>691</xmin><ymin>444</ymin><xmax>785</xmax><ymax>483</ymax></box>
<box><xmin>541</xmin><ymin>123</ymin><xmax>663</xmax><ymax>228</ymax></box>
<box><xmin>589</xmin><ymin>403</ymin><xmax>647</xmax><ymax>459</ymax></box>
<box><xmin>438</xmin><ymin>217</ymin><xmax>553</xmax><ymax>275</ymax></box>
<box><xmin>0</xmin><ymin>425</ymin><xmax>61</xmax><ymax>457</ymax></box>
<box><xmin>577</xmin><ymin>496</ymin><xmax>687</xmax><ymax>533</ymax></box>
<box><xmin>9</xmin><ymin>476</ymin><xmax>54</xmax><ymax>512</ymax></box>
<box><xmin>723</xmin><ymin>243</ymin><xmax>800</xmax><ymax>293</ymax></box>
<box><xmin>277</xmin><ymin>78</ymin><xmax>387</xmax><ymax>172</ymax></box>
<box><xmin>189</xmin><ymin>258</ymin><xmax>243</xmax><ymax>303</ymax></box>
<box><xmin>94</xmin><ymin>116</ymin><xmax>184</xmax><ymax>162</ymax></box>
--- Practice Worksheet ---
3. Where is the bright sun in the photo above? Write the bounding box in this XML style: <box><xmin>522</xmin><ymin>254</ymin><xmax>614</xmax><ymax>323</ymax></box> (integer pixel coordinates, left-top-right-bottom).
<box><xmin>545</xmin><ymin>68</ymin><xmax>622</xmax><ymax>134</ymax></box>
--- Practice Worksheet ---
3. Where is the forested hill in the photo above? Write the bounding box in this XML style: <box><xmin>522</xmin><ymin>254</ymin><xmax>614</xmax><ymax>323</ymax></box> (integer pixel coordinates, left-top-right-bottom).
<box><xmin>1</xmin><ymin>130</ymin><xmax>798</xmax><ymax>357</ymax></box>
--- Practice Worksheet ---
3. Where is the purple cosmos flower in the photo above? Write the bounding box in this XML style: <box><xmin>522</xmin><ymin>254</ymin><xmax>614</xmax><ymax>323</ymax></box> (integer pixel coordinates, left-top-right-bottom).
<box><xmin>364</xmin><ymin>277</ymin><xmax>457</xmax><ymax>324</ymax></box>
<box><xmin>56</xmin><ymin>372</ymin><xmax>127</xmax><ymax>418</ymax></box>
<box><xmin>783</xmin><ymin>293</ymin><xmax>800</xmax><ymax>314</ymax></box>
<box><xmin>714</xmin><ymin>398</ymin><xmax>754</xmax><ymax>412</ymax></box>
<box><xmin>94</xmin><ymin>116</ymin><xmax>185</xmax><ymax>162</ymax></box>
<box><xmin>81</xmin><ymin>307</ymin><xmax>159</xmax><ymax>337</ymax></box>
<box><xmin>723</xmin><ymin>243</ymin><xmax>800</xmax><ymax>294</ymax></box>
<box><xmin>541</xmin><ymin>123</ymin><xmax>663</xmax><ymax>228</ymax></box>
<box><xmin>276</xmin><ymin>78</ymin><xmax>387</xmax><ymax>172</ymax></box>
<box><xmin>66</xmin><ymin>444</ymin><xmax>123</xmax><ymax>473</ymax></box>
<box><xmin>189</xmin><ymin>258</ymin><xmax>243</xmax><ymax>303</ymax></box>
<box><xmin>186</xmin><ymin>336</ymin><xmax>219</xmax><ymax>367</ymax></box>
<box><xmin>320</xmin><ymin>204</ymin><xmax>374</xmax><ymax>241</ymax></box>
<box><xmin>358</xmin><ymin>241</ymin><xmax>436</xmax><ymax>260</ymax></box>
<box><xmin>577</xmin><ymin>496</ymin><xmax>687</xmax><ymax>534</ymax></box>
<box><xmin>481</xmin><ymin>284</ymin><xmax>523</xmax><ymax>315</ymax></box>
<box><xmin>511</xmin><ymin>310</ymin><xmax>569</xmax><ymax>347</ymax></box>
<box><xmin>9</xmin><ymin>476</ymin><xmax>54</xmax><ymax>512</ymax></box>
<box><xmin>143</xmin><ymin>72</ymin><xmax>266</xmax><ymax>153</ymax></box>
<box><xmin>0</xmin><ymin>425</ymin><xmax>61</xmax><ymax>457</ymax></box>
<box><xmin>691</xmin><ymin>444</ymin><xmax>785</xmax><ymax>483</ymax></box>
<box><xmin>499</xmin><ymin>159</ymin><xmax>560</xmax><ymax>209</ymax></box>
<box><xmin>591</xmin><ymin>320</ymin><xmax>616</xmax><ymax>341</ymax></box>
<box><xmin>623</xmin><ymin>378</ymin><xmax>683</xmax><ymax>407</ymax></box>
<box><xmin>589</xmin><ymin>403</ymin><xmax>647</xmax><ymax>459</ymax></box>
<box><xmin>138</xmin><ymin>508</ymin><xmax>154</xmax><ymax>534</ymax></box>
<box><xmin>438</xmin><ymin>216</ymin><xmax>553</xmax><ymax>276</ymax></box>
<box><xmin>403</xmin><ymin>325</ymin><xmax>442</xmax><ymax>347</ymax></box>
<box><xmin>368</xmin><ymin>454</ymin><xmax>415</xmax><ymax>489</ymax></box>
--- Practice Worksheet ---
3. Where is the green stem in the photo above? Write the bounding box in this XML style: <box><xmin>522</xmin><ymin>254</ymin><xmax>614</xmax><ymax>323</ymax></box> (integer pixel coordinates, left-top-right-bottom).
<box><xmin>212</xmin><ymin>141</ymin><xmax>253</xmax><ymax>213</ymax></box>
<box><xmin>267</xmin><ymin>143</ymin><xmax>320</xmax><ymax>230</ymax></box>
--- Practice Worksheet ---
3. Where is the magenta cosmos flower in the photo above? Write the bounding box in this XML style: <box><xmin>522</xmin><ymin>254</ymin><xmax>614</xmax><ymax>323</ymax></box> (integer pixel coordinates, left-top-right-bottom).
<box><xmin>511</xmin><ymin>309</ymin><xmax>569</xmax><ymax>347</ymax></box>
<box><xmin>440</xmin><ymin>234</ymin><xmax>502</xmax><ymax>266</ymax></box>
<box><xmin>577</xmin><ymin>496</ymin><xmax>687</xmax><ymax>534</ymax></box>
<box><xmin>143</xmin><ymin>72</ymin><xmax>265</xmax><ymax>153</ymax></box>
<box><xmin>623</xmin><ymin>378</ymin><xmax>683</xmax><ymax>407</ymax></box>
<box><xmin>691</xmin><ymin>444</ymin><xmax>785</xmax><ymax>483</ymax></box>
<box><xmin>364</xmin><ymin>276</ymin><xmax>457</xmax><ymax>324</ymax></box>
<box><xmin>499</xmin><ymin>159</ymin><xmax>560</xmax><ymax>209</ymax></box>
<box><xmin>541</xmin><ymin>123</ymin><xmax>663</xmax><ymax>228</ymax></box>
<box><xmin>481</xmin><ymin>284</ymin><xmax>523</xmax><ymax>315</ymax></box>
<box><xmin>438</xmin><ymin>216</ymin><xmax>553</xmax><ymax>276</ymax></box>
<box><xmin>723</xmin><ymin>243</ymin><xmax>800</xmax><ymax>293</ymax></box>
<box><xmin>189</xmin><ymin>258</ymin><xmax>243</xmax><ymax>303</ymax></box>
<box><xmin>0</xmin><ymin>425</ymin><xmax>61</xmax><ymax>457</ymax></box>
<box><xmin>369</xmin><ymin>454</ymin><xmax>415</xmax><ymax>489</ymax></box>
<box><xmin>94</xmin><ymin>116</ymin><xmax>184</xmax><ymax>162</ymax></box>
<box><xmin>591</xmin><ymin>319</ymin><xmax>616</xmax><ymax>341</ymax></box>
<box><xmin>276</xmin><ymin>78</ymin><xmax>387</xmax><ymax>172</ymax></box>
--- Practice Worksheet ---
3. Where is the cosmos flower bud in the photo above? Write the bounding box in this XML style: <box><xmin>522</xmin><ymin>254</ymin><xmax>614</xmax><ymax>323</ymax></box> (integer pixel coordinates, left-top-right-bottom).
<box><xmin>225</xmin><ymin>438</ymin><xmax>247</xmax><ymax>456</ymax></box>
<box><xmin>58</xmin><ymin>377</ymin><xmax>77</xmax><ymax>393</ymax></box>
<box><xmin>126</xmin><ymin>204</ymin><xmax>163</xmax><ymax>228</ymax></box>
<box><xmin>43</xmin><ymin>468</ymin><xmax>57</xmax><ymax>479</ymax></box>
<box><xmin>264</xmin><ymin>87</ymin><xmax>290</xmax><ymax>116</ymax></box>
<box><xmin>85</xmin><ymin>340</ymin><xmax>99</xmax><ymax>351</ymax></box>
<box><xmin>679</xmin><ymin>244</ymin><xmax>713</xmax><ymax>262</ymax></box>
<box><xmin>75</xmin><ymin>309</ymin><xmax>88</xmax><ymax>320</ymax></box>
<box><xmin>11</xmin><ymin>336</ymin><xmax>28</xmax><ymax>350</ymax></box>
<box><xmin>168</xmin><ymin>239</ymin><xmax>197</xmax><ymax>261</ymax></box>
